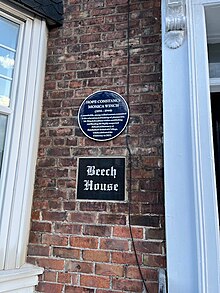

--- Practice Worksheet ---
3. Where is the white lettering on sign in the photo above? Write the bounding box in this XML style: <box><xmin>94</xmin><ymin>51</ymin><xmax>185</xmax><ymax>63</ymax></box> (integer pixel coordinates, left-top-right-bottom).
<box><xmin>84</xmin><ymin>180</ymin><xmax>119</xmax><ymax>192</ymax></box>
<box><xmin>86</xmin><ymin>165</ymin><xmax>117</xmax><ymax>179</ymax></box>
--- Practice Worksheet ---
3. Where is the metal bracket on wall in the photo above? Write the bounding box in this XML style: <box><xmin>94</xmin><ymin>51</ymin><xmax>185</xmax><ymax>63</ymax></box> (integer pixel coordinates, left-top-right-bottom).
<box><xmin>165</xmin><ymin>0</ymin><xmax>186</xmax><ymax>49</ymax></box>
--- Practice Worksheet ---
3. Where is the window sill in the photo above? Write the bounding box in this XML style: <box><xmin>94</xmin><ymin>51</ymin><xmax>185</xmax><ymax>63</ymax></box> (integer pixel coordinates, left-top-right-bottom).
<box><xmin>0</xmin><ymin>263</ymin><xmax>43</xmax><ymax>292</ymax></box>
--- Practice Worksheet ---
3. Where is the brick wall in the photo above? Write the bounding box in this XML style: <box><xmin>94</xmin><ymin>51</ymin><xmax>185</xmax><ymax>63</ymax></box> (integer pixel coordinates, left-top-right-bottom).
<box><xmin>27</xmin><ymin>0</ymin><xmax>165</xmax><ymax>292</ymax></box>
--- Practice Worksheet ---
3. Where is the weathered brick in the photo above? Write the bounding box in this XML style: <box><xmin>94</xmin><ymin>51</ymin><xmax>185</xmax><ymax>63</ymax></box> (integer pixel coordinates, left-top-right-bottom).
<box><xmin>28</xmin><ymin>245</ymin><xmax>49</xmax><ymax>257</ymax></box>
<box><xmin>82</xmin><ymin>250</ymin><xmax>110</xmax><ymax>263</ymax></box>
<box><xmin>100</xmin><ymin>239</ymin><xmax>128</xmax><ymax>251</ymax></box>
<box><xmin>36</xmin><ymin>282</ymin><xmax>63</xmax><ymax>293</ymax></box>
<box><xmin>96</xmin><ymin>263</ymin><xmax>124</xmax><ymax>277</ymax></box>
<box><xmin>31</xmin><ymin>222</ymin><xmax>51</xmax><ymax>232</ymax></box>
<box><xmin>126</xmin><ymin>266</ymin><xmax>158</xmax><ymax>281</ymax></box>
<box><xmin>54</xmin><ymin>223</ymin><xmax>81</xmax><ymax>235</ymax></box>
<box><xmin>112</xmin><ymin>278</ymin><xmax>143</xmax><ymax>292</ymax></box>
<box><xmin>65</xmin><ymin>260</ymin><xmax>94</xmax><ymax>274</ymax></box>
<box><xmin>44</xmin><ymin>270</ymin><xmax>56</xmax><ymax>282</ymax></box>
<box><xmin>65</xmin><ymin>286</ymin><xmax>94</xmax><ymax>293</ymax></box>
<box><xmin>42</xmin><ymin>211</ymin><xmax>67</xmax><ymax>221</ymax></box>
<box><xmin>37</xmin><ymin>258</ymin><xmax>64</xmax><ymax>270</ymax></box>
<box><xmin>42</xmin><ymin>234</ymin><xmax>68</xmax><ymax>246</ymax></box>
<box><xmin>111</xmin><ymin>251</ymin><xmax>142</xmax><ymax>265</ymax></box>
<box><xmin>57</xmin><ymin>272</ymin><xmax>71</xmax><ymax>283</ymax></box>
<box><xmin>28</xmin><ymin>1</ymin><xmax>164</xmax><ymax>292</ymax></box>
<box><xmin>130</xmin><ymin>215</ymin><xmax>160</xmax><ymax>227</ymax></box>
<box><xmin>69</xmin><ymin>212</ymin><xmax>97</xmax><ymax>224</ymax></box>
<box><xmin>98</xmin><ymin>214</ymin><xmax>126</xmax><ymax>225</ymax></box>
<box><xmin>143</xmin><ymin>254</ymin><xmax>166</xmax><ymax>268</ymax></box>
<box><xmin>83</xmin><ymin>225</ymin><xmax>111</xmax><ymax>237</ymax></box>
<box><xmin>31</xmin><ymin>210</ymin><xmax>40</xmax><ymax>221</ymax></box>
<box><xmin>113</xmin><ymin>226</ymin><xmax>143</xmax><ymax>239</ymax></box>
<box><xmin>79</xmin><ymin>202</ymin><xmax>107</xmax><ymax>212</ymax></box>
<box><xmin>133</xmin><ymin>240</ymin><xmax>163</xmax><ymax>254</ymax></box>
<box><xmin>80</xmin><ymin>275</ymin><xmax>110</xmax><ymax>289</ymax></box>
<box><xmin>29</xmin><ymin>231</ymin><xmax>41</xmax><ymax>244</ymax></box>
<box><xmin>53</xmin><ymin>247</ymin><xmax>80</xmax><ymax>259</ymax></box>
<box><xmin>70</xmin><ymin>237</ymin><xmax>98</xmax><ymax>249</ymax></box>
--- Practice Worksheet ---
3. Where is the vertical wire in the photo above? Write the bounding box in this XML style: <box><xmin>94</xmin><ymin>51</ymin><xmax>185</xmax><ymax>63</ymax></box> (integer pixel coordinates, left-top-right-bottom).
<box><xmin>126</xmin><ymin>0</ymin><xmax>150</xmax><ymax>292</ymax></box>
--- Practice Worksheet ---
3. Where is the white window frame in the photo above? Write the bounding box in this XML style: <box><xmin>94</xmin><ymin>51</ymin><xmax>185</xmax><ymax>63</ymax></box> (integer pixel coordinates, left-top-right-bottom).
<box><xmin>162</xmin><ymin>0</ymin><xmax>220</xmax><ymax>292</ymax></box>
<box><xmin>0</xmin><ymin>2</ymin><xmax>48</xmax><ymax>291</ymax></box>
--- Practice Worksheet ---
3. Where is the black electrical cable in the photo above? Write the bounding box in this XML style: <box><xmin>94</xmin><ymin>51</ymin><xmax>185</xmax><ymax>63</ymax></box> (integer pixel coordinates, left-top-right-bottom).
<box><xmin>125</xmin><ymin>1</ymin><xmax>150</xmax><ymax>292</ymax></box>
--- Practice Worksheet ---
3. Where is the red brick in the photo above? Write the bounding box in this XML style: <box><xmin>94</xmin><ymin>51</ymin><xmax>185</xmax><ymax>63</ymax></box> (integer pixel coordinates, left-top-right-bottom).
<box><xmin>96</xmin><ymin>263</ymin><xmax>124</xmax><ymax>277</ymax></box>
<box><xmin>31</xmin><ymin>210</ymin><xmax>40</xmax><ymax>220</ymax></box>
<box><xmin>32</xmin><ymin>199</ymin><xmax>49</xmax><ymax>210</ymax></box>
<box><xmin>133</xmin><ymin>240</ymin><xmax>162</xmax><ymax>254</ymax></box>
<box><xmin>143</xmin><ymin>254</ymin><xmax>166</xmax><ymax>268</ymax></box>
<box><xmin>146</xmin><ymin>228</ymin><xmax>165</xmax><ymax>240</ymax></box>
<box><xmin>29</xmin><ymin>1</ymin><xmax>164</xmax><ymax>292</ymax></box>
<box><xmin>53</xmin><ymin>247</ymin><xmax>80</xmax><ymax>259</ymax></box>
<box><xmin>79</xmin><ymin>202</ymin><xmax>107</xmax><ymax>211</ymax></box>
<box><xmin>130</xmin><ymin>215</ymin><xmax>160</xmax><ymax>227</ymax></box>
<box><xmin>29</xmin><ymin>231</ymin><xmax>41</xmax><ymax>244</ymax></box>
<box><xmin>65</xmin><ymin>260</ymin><xmax>94</xmax><ymax>274</ymax></box>
<box><xmin>57</xmin><ymin>272</ymin><xmax>71</xmax><ymax>283</ymax></box>
<box><xmin>113</xmin><ymin>226</ymin><xmax>143</xmax><ymax>239</ymax></box>
<box><xmin>28</xmin><ymin>245</ymin><xmax>49</xmax><ymax>257</ymax></box>
<box><xmin>126</xmin><ymin>266</ymin><xmax>158</xmax><ymax>281</ymax></box>
<box><xmin>98</xmin><ymin>214</ymin><xmax>126</xmax><ymax>225</ymax></box>
<box><xmin>37</xmin><ymin>258</ymin><xmax>64</xmax><ymax>270</ymax></box>
<box><xmin>70</xmin><ymin>237</ymin><xmax>98</xmax><ymax>249</ymax></box>
<box><xmin>38</xmin><ymin>158</ymin><xmax>56</xmax><ymax>167</ymax></box>
<box><xmin>82</xmin><ymin>250</ymin><xmax>110</xmax><ymax>262</ymax></box>
<box><xmin>80</xmin><ymin>275</ymin><xmax>110</xmax><ymax>289</ymax></box>
<box><xmin>83</xmin><ymin>225</ymin><xmax>111</xmax><ymax>237</ymax></box>
<box><xmin>44</xmin><ymin>270</ymin><xmax>56</xmax><ymax>282</ymax></box>
<box><xmin>96</xmin><ymin>290</ymin><xmax>121</xmax><ymax>293</ymax></box>
<box><xmin>100</xmin><ymin>238</ymin><xmax>128</xmax><ymax>251</ymax></box>
<box><xmin>31</xmin><ymin>222</ymin><xmax>51</xmax><ymax>232</ymax></box>
<box><xmin>42</xmin><ymin>234</ymin><xmax>68</xmax><ymax>246</ymax></box>
<box><xmin>65</xmin><ymin>286</ymin><xmax>94</xmax><ymax>293</ymax></box>
<box><xmin>42</xmin><ymin>211</ymin><xmax>67</xmax><ymax>221</ymax></box>
<box><xmin>112</xmin><ymin>278</ymin><xmax>143</xmax><ymax>292</ymax></box>
<box><xmin>69</xmin><ymin>212</ymin><xmax>96</xmax><ymax>224</ymax></box>
<box><xmin>36</xmin><ymin>282</ymin><xmax>63</xmax><ymax>293</ymax></box>
<box><xmin>108</xmin><ymin>202</ymin><xmax>139</xmax><ymax>214</ymax></box>
<box><xmin>54</xmin><ymin>223</ymin><xmax>81</xmax><ymax>235</ymax></box>
<box><xmin>111</xmin><ymin>252</ymin><xmax>142</xmax><ymax>265</ymax></box>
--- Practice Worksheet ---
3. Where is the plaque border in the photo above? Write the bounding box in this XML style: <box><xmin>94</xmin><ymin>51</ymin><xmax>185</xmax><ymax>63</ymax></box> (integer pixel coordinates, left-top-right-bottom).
<box><xmin>78</xmin><ymin>90</ymin><xmax>130</xmax><ymax>141</ymax></box>
<box><xmin>76</xmin><ymin>156</ymin><xmax>127</xmax><ymax>202</ymax></box>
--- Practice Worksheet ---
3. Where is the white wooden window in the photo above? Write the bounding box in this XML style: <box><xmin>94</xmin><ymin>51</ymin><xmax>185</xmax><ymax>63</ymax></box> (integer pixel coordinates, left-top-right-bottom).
<box><xmin>0</xmin><ymin>2</ymin><xmax>47</xmax><ymax>291</ymax></box>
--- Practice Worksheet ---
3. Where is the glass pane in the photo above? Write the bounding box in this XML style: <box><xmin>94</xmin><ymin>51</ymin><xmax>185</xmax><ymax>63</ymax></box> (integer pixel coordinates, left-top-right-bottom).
<box><xmin>211</xmin><ymin>93</ymin><xmax>220</xmax><ymax>223</ymax></box>
<box><xmin>0</xmin><ymin>17</ymin><xmax>19</xmax><ymax>50</ymax></box>
<box><xmin>208</xmin><ymin>43</ymin><xmax>220</xmax><ymax>78</ymax></box>
<box><xmin>0</xmin><ymin>115</ymin><xmax>7</xmax><ymax>176</ymax></box>
<box><xmin>0</xmin><ymin>47</ymin><xmax>15</xmax><ymax>78</ymax></box>
<box><xmin>0</xmin><ymin>78</ymin><xmax>11</xmax><ymax>107</ymax></box>
<box><xmin>0</xmin><ymin>17</ymin><xmax>19</xmax><ymax>107</ymax></box>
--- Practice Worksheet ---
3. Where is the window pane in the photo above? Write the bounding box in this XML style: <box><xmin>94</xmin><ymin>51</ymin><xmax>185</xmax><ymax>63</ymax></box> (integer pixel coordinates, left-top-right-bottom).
<box><xmin>0</xmin><ymin>115</ymin><xmax>7</xmax><ymax>176</ymax></box>
<box><xmin>0</xmin><ymin>17</ymin><xmax>19</xmax><ymax>107</ymax></box>
<box><xmin>0</xmin><ymin>17</ymin><xmax>19</xmax><ymax>49</ymax></box>
<box><xmin>0</xmin><ymin>47</ymin><xmax>15</xmax><ymax>78</ymax></box>
<box><xmin>208</xmin><ymin>43</ymin><xmax>220</xmax><ymax>78</ymax></box>
<box><xmin>0</xmin><ymin>78</ymin><xmax>11</xmax><ymax>107</ymax></box>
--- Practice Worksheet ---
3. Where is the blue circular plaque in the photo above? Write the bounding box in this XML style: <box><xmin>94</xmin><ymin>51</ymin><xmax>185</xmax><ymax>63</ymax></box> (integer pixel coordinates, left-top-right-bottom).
<box><xmin>78</xmin><ymin>90</ymin><xmax>129</xmax><ymax>141</ymax></box>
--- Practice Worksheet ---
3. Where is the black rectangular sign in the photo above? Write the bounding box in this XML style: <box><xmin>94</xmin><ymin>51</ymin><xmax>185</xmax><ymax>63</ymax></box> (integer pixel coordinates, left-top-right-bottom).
<box><xmin>77</xmin><ymin>157</ymin><xmax>125</xmax><ymax>200</ymax></box>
